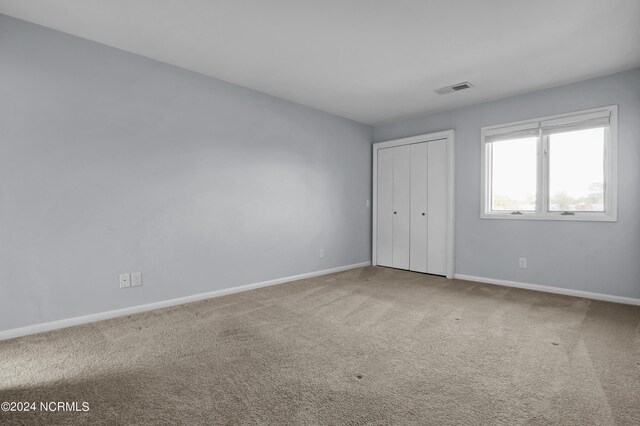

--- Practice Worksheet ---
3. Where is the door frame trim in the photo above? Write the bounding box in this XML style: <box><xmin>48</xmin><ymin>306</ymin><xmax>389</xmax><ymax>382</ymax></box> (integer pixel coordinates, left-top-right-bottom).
<box><xmin>372</xmin><ymin>130</ymin><xmax>456</xmax><ymax>278</ymax></box>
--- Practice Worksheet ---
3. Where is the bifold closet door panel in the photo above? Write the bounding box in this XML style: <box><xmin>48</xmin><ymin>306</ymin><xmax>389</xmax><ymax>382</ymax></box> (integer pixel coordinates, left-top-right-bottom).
<box><xmin>392</xmin><ymin>145</ymin><xmax>411</xmax><ymax>270</ymax></box>
<box><xmin>376</xmin><ymin>147</ymin><xmax>394</xmax><ymax>267</ymax></box>
<box><xmin>427</xmin><ymin>139</ymin><xmax>447</xmax><ymax>275</ymax></box>
<box><xmin>409</xmin><ymin>142</ymin><xmax>428</xmax><ymax>273</ymax></box>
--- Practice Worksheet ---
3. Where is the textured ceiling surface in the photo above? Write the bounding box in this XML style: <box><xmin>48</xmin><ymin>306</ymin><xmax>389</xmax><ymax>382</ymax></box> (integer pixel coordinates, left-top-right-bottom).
<box><xmin>1</xmin><ymin>0</ymin><xmax>639</xmax><ymax>124</ymax></box>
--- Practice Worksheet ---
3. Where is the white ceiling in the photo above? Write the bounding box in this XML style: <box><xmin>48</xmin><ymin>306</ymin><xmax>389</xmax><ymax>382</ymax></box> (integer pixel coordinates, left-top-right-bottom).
<box><xmin>1</xmin><ymin>1</ymin><xmax>639</xmax><ymax>125</ymax></box>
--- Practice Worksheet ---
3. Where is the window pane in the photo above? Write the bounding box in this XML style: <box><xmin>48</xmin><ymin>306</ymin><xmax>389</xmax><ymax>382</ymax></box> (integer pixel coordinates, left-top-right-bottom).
<box><xmin>490</xmin><ymin>137</ymin><xmax>537</xmax><ymax>211</ymax></box>
<box><xmin>548</xmin><ymin>127</ymin><xmax>605</xmax><ymax>212</ymax></box>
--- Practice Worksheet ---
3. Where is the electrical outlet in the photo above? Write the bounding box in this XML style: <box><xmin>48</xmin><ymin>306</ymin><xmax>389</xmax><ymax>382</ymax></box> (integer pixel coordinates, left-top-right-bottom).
<box><xmin>519</xmin><ymin>258</ymin><xmax>527</xmax><ymax>269</ymax></box>
<box><xmin>119</xmin><ymin>273</ymin><xmax>131</xmax><ymax>288</ymax></box>
<box><xmin>320</xmin><ymin>248</ymin><xmax>325</xmax><ymax>258</ymax></box>
<box><xmin>131</xmin><ymin>272</ymin><xmax>142</xmax><ymax>287</ymax></box>
<box><xmin>366</xmin><ymin>199</ymin><xmax>371</xmax><ymax>208</ymax></box>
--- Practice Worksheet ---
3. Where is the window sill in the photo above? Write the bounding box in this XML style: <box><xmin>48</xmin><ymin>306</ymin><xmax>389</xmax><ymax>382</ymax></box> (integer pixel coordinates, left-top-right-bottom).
<box><xmin>480</xmin><ymin>213</ymin><xmax>617</xmax><ymax>222</ymax></box>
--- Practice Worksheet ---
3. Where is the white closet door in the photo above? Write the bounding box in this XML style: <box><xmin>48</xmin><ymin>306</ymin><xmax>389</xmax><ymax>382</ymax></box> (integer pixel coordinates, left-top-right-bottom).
<box><xmin>427</xmin><ymin>139</ymin><xmax>448</xmax><ymax>275</ymax></box>
<box><xmin>409</xmin><ymin>142</ymin><xmax>428</xmax><ymax>273</ymax></box>
<box><xmin>376</xmin><ymin>148</ymin><xmax>394</xmax><ymax>267</ymax></box>
<box><xmin>392</xmin><ymin>145</ymin><xmax>411</xmax><ymax>269</ymax></box>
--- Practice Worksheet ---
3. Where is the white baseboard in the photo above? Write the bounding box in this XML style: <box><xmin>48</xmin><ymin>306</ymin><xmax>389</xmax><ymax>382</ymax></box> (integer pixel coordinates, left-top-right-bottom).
<box><xmin>454</xmin><ymin>274</ymin><xmax>640</xmax><ymax>306</ymax></box>
<box><xmin>0</xmin><ymin>261</ymin><xmax>371</xmax><ymax>342</ymax></box>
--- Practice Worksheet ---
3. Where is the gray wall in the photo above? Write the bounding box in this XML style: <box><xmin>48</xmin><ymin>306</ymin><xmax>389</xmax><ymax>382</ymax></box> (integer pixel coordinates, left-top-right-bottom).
<box><xmin>0</xmin><ymin>15</ymin><xmax>373</xmax><ymax>332</ymax></box>
<box><xmin>375</xmin><ymin>68</ymin><xmax>640</xmax><ymax>299</ymax></box>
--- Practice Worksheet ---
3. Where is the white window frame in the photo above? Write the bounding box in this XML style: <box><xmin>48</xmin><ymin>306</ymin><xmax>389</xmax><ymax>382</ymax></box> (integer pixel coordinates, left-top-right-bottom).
<box><xmin>481</xmin><ymin>105</ymin><xmax>617</xmax><ymax>222</ymax></box>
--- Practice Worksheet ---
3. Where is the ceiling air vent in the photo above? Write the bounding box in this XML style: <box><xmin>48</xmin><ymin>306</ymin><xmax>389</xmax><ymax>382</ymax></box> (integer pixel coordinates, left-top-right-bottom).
<box><xmin>435</xmin><ymin>81</ymin><xmax>473</xmax><ymax>95</ymax></box>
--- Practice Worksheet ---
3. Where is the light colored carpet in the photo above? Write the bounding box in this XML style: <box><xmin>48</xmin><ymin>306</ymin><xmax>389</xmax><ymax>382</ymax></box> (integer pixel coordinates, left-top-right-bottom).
<box><xmin>1</xmin><ymin>266</ymin><xmax>639</xmax><ymax>425</ymax></box>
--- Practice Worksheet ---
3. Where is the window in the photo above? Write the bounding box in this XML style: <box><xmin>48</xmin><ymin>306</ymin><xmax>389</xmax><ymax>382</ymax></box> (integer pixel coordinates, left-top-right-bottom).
<box><xmin>481</xmin><ymin>106</ymin><xmax>617</xmax><ymax>221</ymax></box>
